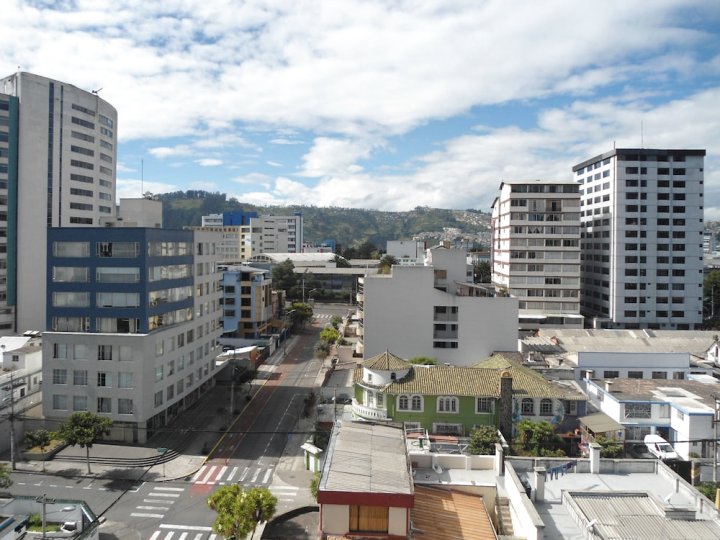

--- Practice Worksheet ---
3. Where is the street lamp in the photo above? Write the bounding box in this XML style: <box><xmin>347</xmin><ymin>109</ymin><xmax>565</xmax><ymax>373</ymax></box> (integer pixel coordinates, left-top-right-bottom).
<box><xmin>35</xmin><ymin>494</ymin><xmax>55</xmax><ymax>540</ymax></box>
<box><xmin>308</xmin><ymin>288</ymin><xmax>319</xmax><ymax>304</ymax></box>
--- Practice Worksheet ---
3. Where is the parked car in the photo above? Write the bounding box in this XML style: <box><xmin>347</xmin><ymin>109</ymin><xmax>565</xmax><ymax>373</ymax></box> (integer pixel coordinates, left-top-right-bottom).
<box><xmin>644</xmin><ymin>434</ymin><xmax>678</xmax><ymax>460</ymax></box>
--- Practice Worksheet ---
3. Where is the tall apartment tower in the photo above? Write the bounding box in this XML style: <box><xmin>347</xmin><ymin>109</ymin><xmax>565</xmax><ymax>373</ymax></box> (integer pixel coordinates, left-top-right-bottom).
<box><xmin>249</xmin><ymin>212</ymin><xmax>303</xmax><ymax>256</ymax></box>
<box><xmin>491</xmin><ymin>180</ymin><xmax>583</xmax><ymax>330</ymax></box>
<box><xmin>574</xmin><ymin>148</ymin><xmax>705</xmax><ymax>330</ymax></box>
<box><xmin>0</xmin><ymin>72</ymin><xmax>118</xmax><ymax>333</ymax></box>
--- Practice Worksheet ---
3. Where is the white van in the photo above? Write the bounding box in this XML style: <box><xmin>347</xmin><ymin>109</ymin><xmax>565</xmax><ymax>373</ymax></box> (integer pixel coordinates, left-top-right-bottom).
<box><xmin>644</xmin><ymin>434</ymin><xmax>678</xmax><ymax>460</ymax></box>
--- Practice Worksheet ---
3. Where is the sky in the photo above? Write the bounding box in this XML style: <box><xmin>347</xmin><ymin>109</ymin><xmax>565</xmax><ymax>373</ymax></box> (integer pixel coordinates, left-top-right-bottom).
<box><xmin>2</xmin><ymin>0</ymin><xmax>720</xmax><ymax>215</ymax></box>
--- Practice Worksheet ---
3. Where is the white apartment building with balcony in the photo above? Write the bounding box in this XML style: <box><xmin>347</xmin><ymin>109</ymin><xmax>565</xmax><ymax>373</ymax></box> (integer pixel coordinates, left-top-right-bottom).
<box><xmin>574</xmin><ymin>148</ymin><xmax>705</xmax><ymax>330</ymax></box>
<box><xmin>491</xmin><ymin>180</ymin><xmax>582</xmax><ymax>330</ymax></box>
<box><xmin>356</xmin><ymin>246</ymin><xmax>518</xmax><ymax>365</ymax></box>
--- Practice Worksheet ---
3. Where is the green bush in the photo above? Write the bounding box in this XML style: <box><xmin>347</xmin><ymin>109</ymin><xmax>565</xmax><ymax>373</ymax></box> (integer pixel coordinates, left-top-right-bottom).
<box><xmin>410</xmin><ymin>357</ymin><xmax>437</xmax><ymax>365</ymax></box>
<box><xmin>469</xmin><ymin>425</ymin><xmax>500</xmax><ymax>455</ymax></box>
<box><xmin>697</xmin><ymin>482</ymin><xmax>720</xmax><ymax>501</ymax></box>
<box><xmin>315</xmin><ymin>341</ymin><xmax>331</xmax><ymax>358</ymax></box>
<box><xmin>320</xmin><ymin>327</ymin><xmax>340</xmax><ymax>344</ymax></box>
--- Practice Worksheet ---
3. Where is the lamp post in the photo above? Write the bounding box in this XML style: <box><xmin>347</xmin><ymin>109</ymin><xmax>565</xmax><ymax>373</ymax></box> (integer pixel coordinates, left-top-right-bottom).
<box><xmin>36</xmin><ymin>494</ymin><xmax>55</xmax><ymax>540</ymax></box>
<box><xmin>283</xmin><ymin>309</ymin><xmax>296</xmax><ymax>358</ymax></box>
<box><xmin>156</xmin><ymin>447</ymin><xmax>168</xmax><ymax>480</ymax></box>
<box><xmin>308</xmin><ymin>288</ymin><xmax>319</xmax><ymax>304</ymax></box>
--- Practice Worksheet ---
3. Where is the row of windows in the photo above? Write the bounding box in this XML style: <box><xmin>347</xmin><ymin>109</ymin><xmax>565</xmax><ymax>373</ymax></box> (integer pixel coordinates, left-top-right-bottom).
<box><xmin>52</xmin><ymin>395</ymin><xmax>132</xmax><ymax>414</ymax></box>
<box><xmin>52</xmin><ymin>368</ymin><xmax>133</xmax><ymax>388</ymax></box>
<box><xmin>394</xmin><ymin>394</ymin><xmax>570</xmax><ymax>416</ymax></box>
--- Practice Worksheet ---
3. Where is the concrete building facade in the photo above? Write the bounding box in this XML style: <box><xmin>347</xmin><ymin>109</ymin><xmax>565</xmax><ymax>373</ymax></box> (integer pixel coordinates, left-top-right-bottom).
<box><xmin>42</xmin><ymin>227</ymin><xmax>223</xmax><ymax>442</ymax></box>
<box><xmin>491</xmin><ymin>180</ymin><xmax>582</xmax><ymax>330</ymax></box>
<box><xmin>218</xmin><ymin>264</ymin><xmax>273</xmax><ymax>339</ymax></box>
<box><xmin>357</xmin><ymin>247</ymin><xmax>518</xmax><ymax>365</ymax></box>
<box><xmin>574</xmin><ymin>148</ymin><xmax>705</xmax><ymax>330</ymax></box>
<box><xmin>0</xmin><ymin>72</ymin><xmax>118</xmax><ymax>333</ymax></box>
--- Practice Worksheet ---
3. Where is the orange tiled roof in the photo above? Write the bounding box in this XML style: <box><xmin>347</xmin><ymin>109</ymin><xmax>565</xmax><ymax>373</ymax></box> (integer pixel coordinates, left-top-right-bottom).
<box><xmin>411</xmin><ymin>485</ymin><xmax>497</xmax><ymax>540</ymax></box>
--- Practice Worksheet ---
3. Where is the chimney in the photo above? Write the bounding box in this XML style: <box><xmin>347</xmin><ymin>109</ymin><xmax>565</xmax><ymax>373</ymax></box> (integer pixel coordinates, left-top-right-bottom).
<box><xmin>499</xmin><ymin>370</ymin><xmax>513</xmax><ymax>440</ymax></box>
<box><xmin>534</xmin><ymin>466</ymin><xmax>546</xmax><ymax>502</ymax></box>
<box><xmin>589</xmin><ymin>442</ymin><xmax>602</xmax><ymax>474</ymax></box>
<box><xmin>604</xmin><ymin>380</ymin><xmax>613</xmax><ymax>392</ymax></box>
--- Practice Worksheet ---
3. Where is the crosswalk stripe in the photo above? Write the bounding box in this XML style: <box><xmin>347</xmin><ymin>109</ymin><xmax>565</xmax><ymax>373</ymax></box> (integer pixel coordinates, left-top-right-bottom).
<box><xmin>261</xmin><ymin>469</ymin><xmax>272</xmax><ymax>484</ymax></box>
<box><xmin>226</xmin><ymin>466</ymin><xmax>238</xmax><ymax>482</ymax></box>
<box><xmin>149</xmin><ymin>532</ymin><xmax>161</xmax><ymax>540</ymax></box>
<box><xmin>137</xmin><ymin>506</ymin><xmax>170</xmax><ymax>511</ymax></box>
<box><xmin>216</xmin><ymin>466</ymin><xmax>228</xmax><ymax>483</ymax></box>
<box><xmin>190</xmin><ymin>466</ymin><xmax>206</xmax><ymax>483</ymax></box>
<box><xmin>131</xmin><ymin>512</ymin><xmax>164</xmax><ymax>518</ymax></box>
<box><xmin>250</xmin><ymin>469</ymin><xmax>260</xmax><ymax>483</ymax></box>
<box><xmin>193</xmin><ymin>534</ymin><xmax>203</xmax><ymax>540</ymax></box>
<box><xmin>160</xmin><ymin>525</ymin><xmax>213</xmax><ymax>531</ymax></box>
<box><xmin>178</xmin><ymin>533</ymin><xmax>188</xmax><ymax>540</ymax></box>
<box><xmin>154</xmin><ymin>486</ymin><xmax>185</xmax><ymax>492</ymax></box>
<box><xmin>270</xmin><ymin>486</ymin><xmax>299</xmax><ymax>492</ymax></box>
<box><xmin>149</xmin><ymin>493</ymin><xmax>180</xmax><ymax>498</ymax></box>
<box><xmin>197</xmin><ymin>465</ymin><xmax>217</xmax><ymax>484</ymax></box>
<box><xmin>239</xmin><ymin>467</ymin><xmax>250</xmax><ymax>481</ymax></box>
<box><xmin>164</xmin><ymin>533</ymin><xmax>174</xmax><ymax>540</ymax></box>
<box><xmin>144</xmin><ymin>499</ymin><xmax>173</xmax><ymax>504</ymax></box>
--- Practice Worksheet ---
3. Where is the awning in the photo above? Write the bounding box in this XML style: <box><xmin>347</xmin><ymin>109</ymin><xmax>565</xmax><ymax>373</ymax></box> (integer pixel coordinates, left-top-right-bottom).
<box><xmin>579</xmin><ymin>412</ymin><xmax>624</xmax><ymax>434</ymax></box>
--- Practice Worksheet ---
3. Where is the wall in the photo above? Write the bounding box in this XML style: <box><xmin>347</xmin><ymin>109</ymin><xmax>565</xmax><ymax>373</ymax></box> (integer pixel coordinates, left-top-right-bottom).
<box><xmin>321</xmin><ymin>504</ymin><xmax>349</xmax><ymax>535</ymax></box>
<box><xmin>388</xmin><ymin>507</ymin><xmax>408</xmax><ymax>536</ymax></box>
<box><xmin>575</xmin><ymin>351</ymin><xmax>691</xmax><ymax>380</ymax></box>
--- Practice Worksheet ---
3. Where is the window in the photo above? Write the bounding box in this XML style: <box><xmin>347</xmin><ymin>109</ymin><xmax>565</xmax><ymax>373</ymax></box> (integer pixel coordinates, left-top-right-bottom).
<box><xmin>652</xmin><ymin>371</ymin><xmax>667</xmax><ymax>379</ymax></box>
<box><xmin>659</xmin><ymin>404</ymin><xmax>670</xmax><ymax>418</ymax></box>
<box><xmin>539</xmin><ymin>399</ymin><xmax>553</xmax><ymax>416</ymax></box>
<box><xmin>154</xmin><ymin>390</ymin><xmax>163</xmax><ymax>407</ymax></box>
<box><xmin>73</xmin><ymin>395</ymin><xmax>88</xmax><ymax>411</ymax></box>
<box><xmin>603</xmin><ymin>370</ymin><xmax>619</xmax><ymax>379</ymax></box>
<box><xmin>625</xmin><ymin>403</ymin><xmax>651</xmax><ymax>418</ymax></box>
<box><xmin>96</xmin><ymin>267</ymin><xmax>140</xmax><ymax>283</ymax></box>
<box><xmin>398</xmin><ymin>395</ymin><xmax>409</xmax><ymax>410</ymax></box>
<box><xmin>118</xmin><ymin>398</ymin><xmax>133</xmax><ymax>415</ymax></box>
<box><xmin>118</xmin><ymin>372</ymin><xmax>133</xmax><ymax>388</ymax></box>
<box><xmin>52</xmin><ymin>395</ymin><xmax>68</xmax><ymax>410</ymax></box>
<box><xmin>98</xmin><ymin>345</ymin><xmax>112</xmax><ymax>360</ymax></box>
<box><xmin>97</xmin><ymin>372</ymin><xmax>111</xmax><ymax>387</ymax></box>
<box><xmin>97</xmin><ymin>242</ymin><xmax>139</xmax><ymax>258</ymax></box>
<box><xmin>155</xmin><ymin>365</ymin><xmax>164</xmax><ymax>382</ymax></box>
<box><xmin>97</xmin><ymin>397</ymin><xmax>111</xmax><ymax>413</ymax></box>
<box><xmin>96</xmin><ymin>292</ymin><xmax>140</xmax><ymax>308</ymax></box>
<box><xmin>349</xmin><ymin>505</ymin><xmax>389</xmax><ymax>533</ymax></box>
<box><xmin>73</xmin><ymin>370</ymin><xmax>88</xmax><ymax>386</ymax></box>
<box><xmin>521</xmin><ymin>398</ymin><xmax>534</xmax><ymax>415</ymax></box>
<box><xmin>437</xmin><ymin>396</ymin><xmax>458</xmax><ymax>413</ymax></box>
<box><xmin>52</xmin><ymin>267</ymin><xmax>89</xmax><ymax>283</ymax></box>
<box><xmin>628</xmin><ymin>371</ymin><xmax>643</xmax><ymax>379</ymax></box>
<box><xmin>53</xmin><ymin>241</ymin><xmax>89</xmax><ymax>257</ymax></box>
<box><xmin>52</xmin><ymin>369</ymin><xmax>67</xmax><ymax>385</ymax></box>
<box><xmin>410</xmin><ymin>395</ymin><xmax>422</xmax><ymax>411</ymax></box>
<box><xmin>476</xmin><ymin>397</ymin><xmax>493</xmax><ymax>413</ymax></box>
<box><xmin>676</xmin><ymin>409</ymin><xmax>685</xmax><ymax>421</ymax></box>
<box><xmin>119</xmin><ymin>346</ymin><xmax>133</xmax><ymax>362</ymax></box>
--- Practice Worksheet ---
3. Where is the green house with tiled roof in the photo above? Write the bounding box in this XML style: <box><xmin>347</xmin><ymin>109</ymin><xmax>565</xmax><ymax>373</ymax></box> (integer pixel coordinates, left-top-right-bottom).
<box><xmin>352</xmin><ymin>351</ymin><xmax>586</xmax><ymax>437</ymax></box>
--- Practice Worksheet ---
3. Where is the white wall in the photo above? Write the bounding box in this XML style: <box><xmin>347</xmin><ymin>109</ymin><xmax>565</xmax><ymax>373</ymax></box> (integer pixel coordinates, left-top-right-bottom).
<box><xmin>321</xmin><ymin>504</ymin><xmax>349</xmax><ymax>535</ymax></box>
<box><xmin>388</xmin><ymin>507</ymin><xmax>408</xmax><ymax>536</ymax></box>
<box><xmin>363</xmin><ymin>265</ymin><xmax>518</xmax><ymax>365</ymax></box>
<box><xmin>575</xmin><ymin>351</ymin><xmax>691</xmax><ymax>380</ymax></box>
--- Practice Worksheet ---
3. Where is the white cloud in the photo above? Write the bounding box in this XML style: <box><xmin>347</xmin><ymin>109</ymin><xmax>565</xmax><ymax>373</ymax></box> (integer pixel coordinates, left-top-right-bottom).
<box><xmin>116</xmin><ymin>178</ymin><xmax>179</xmax><ymax>199</ymax></box>
<box><xmin>299</xmin><ymin>137</ymin><xmax>374</xmax><ymax>177</ymax></box>
<box><xmin>195</xmin><ymin>158</ymin><xmax>223</xmax><ymax>167</ymax></box>
<box><xmin>266</xmin><ymin>161</ymin><xmax>282</xmax><ymax>167</ymax></box>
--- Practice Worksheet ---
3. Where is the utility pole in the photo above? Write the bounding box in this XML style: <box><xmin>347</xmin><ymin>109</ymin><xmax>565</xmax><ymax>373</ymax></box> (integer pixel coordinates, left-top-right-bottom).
<box><xmin>9</xmin><ymin>370</ymin><xmax>16</xmax><ymax>470</ymax></box>
<box><xmin>714</xmin><ymin>396</ymin><xmax>720</xmax><ymax>484</ymax></box>
<box><xmin>36</xmin><ymin>494</ymin><xmax>55</xmax><ymax>540</ymax></box>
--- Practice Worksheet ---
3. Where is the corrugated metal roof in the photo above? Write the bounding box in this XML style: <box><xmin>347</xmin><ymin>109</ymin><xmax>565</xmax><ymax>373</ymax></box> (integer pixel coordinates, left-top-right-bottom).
<box><xmin>321</xmin><ymin>422</ymin><xmax>413</xmax><ymax>495</ymax></box>
<box><xmin>579</xmin><ymin>412</ymin><xmax>624</xmax><ymax>434</ymax></box>
<box><xmin>568</xmin><ymin>491</ymin><xmax>720</xmax><ymax>539</ymax></box>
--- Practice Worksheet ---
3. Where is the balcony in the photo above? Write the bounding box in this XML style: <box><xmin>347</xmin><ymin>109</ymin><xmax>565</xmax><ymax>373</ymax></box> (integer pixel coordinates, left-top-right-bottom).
<box><xmin>352</xmin><ymin>399</ymin><xmax>389</xmax><ymax>421</ymax></box>
<box><xmin>356</xmin><ymin>292</ymin><xmax>364</xmax><ymax>303</ymax></box>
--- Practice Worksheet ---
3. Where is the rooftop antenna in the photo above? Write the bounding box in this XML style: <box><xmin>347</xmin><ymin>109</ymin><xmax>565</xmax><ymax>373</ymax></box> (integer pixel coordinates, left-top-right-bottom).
<box><xmin>641</xmin><ymin>120</ymin><xmax>644</xmax><ymax>148</ymax></box>
<box><xmin>91</xmin><ymin>87</ymin><xmax>103</xmax><ymax>95</ymax></box>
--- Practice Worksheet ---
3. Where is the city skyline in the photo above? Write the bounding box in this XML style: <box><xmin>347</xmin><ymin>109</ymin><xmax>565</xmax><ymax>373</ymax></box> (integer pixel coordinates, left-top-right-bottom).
<box><xmin>1</xmin><ymin>1</ymin><xmax>719</xmax><ymax>214</ymax></box>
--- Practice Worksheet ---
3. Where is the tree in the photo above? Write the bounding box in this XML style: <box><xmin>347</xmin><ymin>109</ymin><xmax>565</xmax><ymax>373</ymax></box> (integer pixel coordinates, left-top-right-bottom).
<box><xmin>289</xmin><ymin>301</ymin><xmax>313</xmax><ymax>328</ymax></box>
<box><xmin>594</xmin><ymin>434</ymin><xmax>624</xmax><ymax>458</ymax></box>
<box><xmin>0</xmin><ymin>463</ymin><xmax>11</xmax><ymax>488</ymax></box>
<box><xmin>319</xmin><ymin>326</ymin><xmax>340</xmax><ymax>344</ymax></box>
<box><xmin>704</xmin><ymin>270</ymin><xmax>720</xmax><ymax>323</ymax></box>
<box><xmin>330</xmin><ymin>315</ymin><xmax>343</xmax><ymax>329</ymax></box>
<box><xmin>57</xmin><ymin>412</ymin><xmax>112</xmax><ymax>474</ymax></box>
<box><xmin>24</xmin><ymin>429</ymin><xmax>53</xmax><ymax>472</ymax></box>
<box><xmin>378</xmin><ymin>255</ymin><xmax>399</xmax><ymax>274</ymax></box>
<box><xmin>272</xmin><ymin>259</ymin><xmax>297</xmax><ymax>293</ymax></box>
<box><xmin>473</xmin><ymin>261</ymin><xmax>492</xmax><ymax>283</ymax></box>
<box><xmin>333</xmin><ymin>255</ymin><xmax>351</xmax><ymax>268</ymax></box>
<box><xmin>516</xmin><ymin>419</ymin><xmax>564</xmax><ymax>456</ymax></box>
<box><xmin>469</xmin><ymin>425</ymin><xmax>501</xmax><ymax>455</ymax></box>
<box><xmin>410</xmin><ymin>356</ymin><xmax>437</xmax><ymax>365</ymax></box>
<box><xmin>208</xmin><ymin>485</ymin><xmax>277</xmax><ymax>539</ymax></box>
<box><xmin>356</xmin><ymin>240</ymin><xmax>378</xmax><ymax>259</ymax></box>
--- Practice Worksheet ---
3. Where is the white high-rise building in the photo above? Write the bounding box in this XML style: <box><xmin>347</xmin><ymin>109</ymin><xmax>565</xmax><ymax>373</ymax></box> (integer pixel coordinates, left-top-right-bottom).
<box><xmin>574</xmin><ymin>148</ymin><xmax>705</xmax><ymax>330</ymax></box>
<box><xmin>249</xmin><ymin>213</ymin><xmax>303</xmax><ymax>255</ymax></box>
<box><xmin>491</xmin><ymin>180</ymin><xmax>583</xmax><ymax>330</ymax></box>
<box><xmin>0</xmin><ymin>72</ymin><xmax>118</xmax><ymax>333</ymax></box>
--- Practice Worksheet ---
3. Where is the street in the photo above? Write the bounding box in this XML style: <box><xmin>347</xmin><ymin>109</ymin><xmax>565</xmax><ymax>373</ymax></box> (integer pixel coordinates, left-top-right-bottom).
<box><xmin>6</xmin><ymin>307</ymin><xmax>338</xmax><ymax>540</ymax></box>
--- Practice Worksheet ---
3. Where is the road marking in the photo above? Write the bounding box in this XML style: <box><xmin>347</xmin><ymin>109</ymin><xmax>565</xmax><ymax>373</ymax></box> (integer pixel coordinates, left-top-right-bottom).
<box><xmin>164</xmin><ymin>533</ymin><xmax>174</xmax><ymax>540</ymax></box>
<box><xmin>137</xmin><ymin>506</ymin><xmax>170</xmax><ymax>511</ymax></box>
<box><xmin>197</xmin><ymin>465</ymin><xmax>217</xmax><ymax>484</ymax></box>
<box><xmin>154</xmin><ymin>486</ymin><xmax>185</xmax><ymax>492</ymax></box>
<box><xmin>271</xmin><ymin>485</ymin><xmax>300</xmax><ymax>491</ymax></box>
<box><xmin>239</xmin><ymin>467</ymin><xmax>250</xmax><ymax>481</ymax></box>
<box><xmin>128</xmin><ymin>482</ymin><xmax>144</xmax><ymax>492</ymax></box>
<box><xmin>216</xmin><ymin>466</ymin><xmax>228</xmax><ymax>483</ymax></box>
<box><xmin>250</xmin><ymin>469</ymin><xmax>260</xmax><ymax>483</ymax></box>
<box><xmin>226</xmin><ymin>466</ymin><xmax>238</xmax><ymax>482</ymax></box>
<box><xmin>178</xmin><ymin>533</ymin><xmax>188</xmax><ymax>540</ymax></box>
<box><xmin>261</xmin><ymin>469</ymin><xmax>272</xmax><ymax>484</ymax></box>
<box><xmin>148</xmin><ymin>492</ymin><xmax>180</xmax><ymax>498</ymax></box>
<box><xmin>130</xmin><ymin>512</ymin><xmax>164</xmax><ymax>518</ymax></box>
<box><xmin>190</xmin><ymin>466</ymin><xmax>205</xmax><ymax>482</ymax></box>
<box><xmin>144</xmin><ymin>499</ymin><xmax>172</xmax><ymax>504</ymax></box>
<box><xmin>149</xmin><ymin>532</ymin><xmax>161</xmax><ymax>540</ymax></box>
<box><xmin>159</xmin><ymin>524</ymin><xmax>213</xmax><ymax>531</ymax></box>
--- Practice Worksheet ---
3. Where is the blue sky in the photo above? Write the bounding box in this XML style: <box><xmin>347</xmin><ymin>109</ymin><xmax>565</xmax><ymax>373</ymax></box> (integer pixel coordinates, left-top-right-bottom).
<box><xmin>2</xmin><ymin>0</ymin><xmax>720</xmax><ymax>214</ymax></box>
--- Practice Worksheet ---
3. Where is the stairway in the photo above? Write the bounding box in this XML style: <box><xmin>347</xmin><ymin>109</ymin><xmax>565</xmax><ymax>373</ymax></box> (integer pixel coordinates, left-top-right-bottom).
<box><xmin>495</xmin><ymin>497</ymin><xmax>515</xmax><ymax>537</ymax></box>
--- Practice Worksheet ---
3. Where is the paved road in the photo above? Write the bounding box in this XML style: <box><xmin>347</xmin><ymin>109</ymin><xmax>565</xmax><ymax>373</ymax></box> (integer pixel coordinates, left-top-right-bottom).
<box><xmin>102</xmin><ymin>319</ymin><xmax>324</xmax><ymax>540</ymax></box>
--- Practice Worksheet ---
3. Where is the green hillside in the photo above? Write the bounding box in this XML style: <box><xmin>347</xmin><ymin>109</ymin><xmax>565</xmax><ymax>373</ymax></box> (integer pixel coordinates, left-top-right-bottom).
<box><xmin>157</xmin><ymin>190</ymin><xmax>490</xmax><ymax>250</ymax></box>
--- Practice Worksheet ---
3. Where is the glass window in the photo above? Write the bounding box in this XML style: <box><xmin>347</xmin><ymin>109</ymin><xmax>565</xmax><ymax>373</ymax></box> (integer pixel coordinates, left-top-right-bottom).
<box><xmin>52</xmin><ymin>267</ymin><xmax>89</xmax><ymax>283</ymax></box>
<box><xmin>53</xmin><ymin>242</ymin><xmax>89</xmax><ymax>257</ymax></box>
<box><xmin>521</xmin><ymin>398</ymin><xmax>534</xmax><ymax>415</ymax></box>
<box><xmin>398</xmin><ymin>395</ymin><xmax>409</xmax><ymax>410</ymax></box>
<box><xmin>96</xmin><ymin>267</ymin><xmax>140</xmax><ymax>283</ymax></box>
<box><xmin>97</xmin><ymin>242</ymin><xmax>139</xmax><ymax>258</ymax></box>
<box><xmin>118</xmin><ymin>372</ymin><xmax>133</xmax><ymax>388</ymax></box>
<box><xmin>625</xmin><ymin>403</ymin><xmax>651</xmax><ymax>418</ymax></box>
<box><xmin>73</xmin><ymin>370</ymin><xmax>88</xmax><ymax>386</ymax></box>
<box><xmin>73</xmin><ymin>395</ymin><xmax>88</xmax><ymax>411</ymax></box>
<box><xmin>52</xmin><ymin>369</ymin><xmax>67</xmax><ymax>385</ymax></box>
<box><xmin>437</xmin><ymin>396</ymin><xmax>458</xmax><ymax>413</ymax></box>
<box><xmin>97</xmin><ymin>292</ymin><xmax>140</xmax><ymax>308</ymax></box>
<box><xmin>118</xmin><ymin>398</ymin><xmax>133</xmax><ymax>414</ymax></box>
<box><xmin>119</xmin><ymin>346</ymin><xmax>133</xmax><ymax>361</ymax></box>
<box><xmin>52</xmin><ymin>395</ymin><xmax>68</xmax><ymax>410</ymax></box>
<box><xmin>539</xmin><ymin>399</ymin><xmax>553</xmax><ymax>416</ymax></box>
<box><xmin>97</xmin><ymin>372</ymin><xmax>111</xmax><ymax>387</ymax></box>
<box><xmin>98</xmin><ymin>345</ymin><xmax>112</xmax><ymax>360</ymax></box>
<box><xmin>154</xmin><ymin>390</ymin><xmax>163</xmax><ymax>407</ymax></box>
<box><xmin>476</xmin><ymin>397</ymin><xmax>493</xmax><ymax>413</ymax></box>
<box><xmin>97</xmin><ymin>397</ymin><xmax>111</xmax><ymax>413</ymax></box>
<box><xmin>411</xmin><ymin>395</ymin><xmax>422</xmax><ymax>411</ymax></box>
<box><xmin>53</xmin><ymin>292</ymin><xmax>89</xmax><ymax>307</ymax></box>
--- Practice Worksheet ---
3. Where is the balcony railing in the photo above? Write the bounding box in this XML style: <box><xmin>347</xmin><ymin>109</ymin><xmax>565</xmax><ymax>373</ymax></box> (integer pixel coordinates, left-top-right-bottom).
<box><xmin>352</xmin><ymin>399</ymin><xmax>388</xmax><ymax>421</ymax></box>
